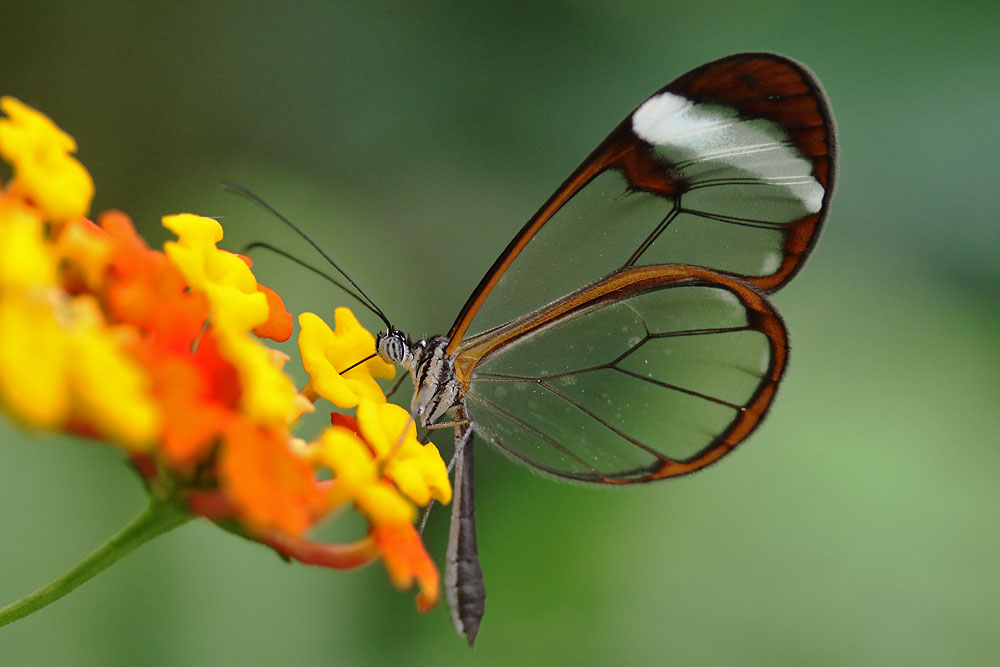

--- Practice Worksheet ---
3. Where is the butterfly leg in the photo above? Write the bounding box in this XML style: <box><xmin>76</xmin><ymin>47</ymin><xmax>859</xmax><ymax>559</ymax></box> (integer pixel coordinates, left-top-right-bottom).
<box><xmin>425</xmin><ymin>418</ymin><xmax>472</xmax><ymax>431</ymax></box>
<box><xmin>418</xmin><ymin>415</ymin><xmax>473</xmax><ymax>534</ymax></box>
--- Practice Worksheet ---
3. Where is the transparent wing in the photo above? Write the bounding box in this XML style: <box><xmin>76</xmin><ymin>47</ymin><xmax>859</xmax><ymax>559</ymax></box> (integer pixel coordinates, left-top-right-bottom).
<box><xmin>453</xmin><ymin>265</ymin><xmax>786</xmax><ymax>483</ymax></box>
<box><xmin>447</xmin><ymin>52</ymin><xmax>835</xmax><ymax>348</ymax></box>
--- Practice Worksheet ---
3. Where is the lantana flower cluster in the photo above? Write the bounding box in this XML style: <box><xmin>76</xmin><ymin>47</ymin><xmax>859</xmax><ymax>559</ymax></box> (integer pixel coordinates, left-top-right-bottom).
<box><xmin>0</xmin><ymin>96</ymin><xmax>450</xmax><ymax>612</ymax></box>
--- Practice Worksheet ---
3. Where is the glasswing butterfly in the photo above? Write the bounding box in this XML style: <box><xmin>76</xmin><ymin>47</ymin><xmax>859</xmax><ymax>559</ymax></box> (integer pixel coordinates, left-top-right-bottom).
<box><xmin>241</xmin><ymin>51</ymin><xmax>835</xmax><ymax>646</ymax></box>
<box><xmin>369</xmin><ymin>52</ymin><xmax>835</xmax><ymax>645</ymax></box>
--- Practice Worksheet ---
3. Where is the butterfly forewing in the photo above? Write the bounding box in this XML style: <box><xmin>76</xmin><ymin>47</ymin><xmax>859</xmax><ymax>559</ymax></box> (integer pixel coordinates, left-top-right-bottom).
<box><xmin>447</xmin><ymin>53</ymin><xmax>834</xmax><ymax>345</ymax></box>
<box><xmin>454</xmin><ymin>265</ymin><xmax>787</xmax><ymax>483</ymax></box>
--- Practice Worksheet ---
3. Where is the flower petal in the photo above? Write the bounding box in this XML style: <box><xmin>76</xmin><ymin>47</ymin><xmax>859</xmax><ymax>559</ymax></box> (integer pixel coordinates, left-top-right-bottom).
<box><xmin>66</xmin><ymin>297</ymin><xmax>160</xmax><ymax>449</ymax></box>
<box><xmin>56</xmin><ymin>217</ymin><xmax>112</xmax><ymax>291</ymax></box>
<box><xmin>298</xmin><ymin>308</ymin><xmax>394</xmax><ymax>408</ymax></box>
<box><xmin>356</xmin><ymin>401</ymin><xmax>452</xmax><ymax>506</ymax></box>
<box><xmin>372</xmin><ymin>522</ymin><xmax>440</xmax><ymax>612</ymax></box>
<box><xmin>253</xmin><ymin>284</ymin><xmax>293</xmax><ymax>342</ymax></box>
<box><xmin>162</xmin><ymin>213</ymin><xmax>268</xmax><ymax>333</ymax></box>
<box><xmin>219</xmin><ymin>417</ymin><xmax>328</xmax><ymax>536</ymax></box>
<box><xmin>0</xmin><ymin>294</ymin><xmax>69</xmax><ymax>428</ymax></box>
<box><xmin>0</xmin><ymin>196</ymin><xmax>57</xmax><ymax>288</ymax></box>
<box><xmin>217</xmin><ymin>331</ymin><xmax>304</xmax><ymax>427</ymax></box>
<box><xmin>0</xmin><ymin>97</ymin><xmax>94</xmax><ymax>221</ymax></box>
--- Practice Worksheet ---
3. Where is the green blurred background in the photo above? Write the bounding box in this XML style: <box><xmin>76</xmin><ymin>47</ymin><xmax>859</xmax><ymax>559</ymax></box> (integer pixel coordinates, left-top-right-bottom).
<box><xmin>1</xmin><ymin>1</ymin><xmax>998</xmax><ymax>665</ymax></box>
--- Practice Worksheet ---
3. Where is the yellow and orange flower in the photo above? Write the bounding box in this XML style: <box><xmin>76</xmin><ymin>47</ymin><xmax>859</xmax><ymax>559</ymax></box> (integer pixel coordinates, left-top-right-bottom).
<box><xmin>0</xmin><ymin>96</ymin><xmax>449</xmax><ymax>610</ymax></box>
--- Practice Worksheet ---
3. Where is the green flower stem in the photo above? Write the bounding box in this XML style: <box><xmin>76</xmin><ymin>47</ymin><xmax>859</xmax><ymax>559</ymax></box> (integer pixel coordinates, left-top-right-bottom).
<box><xmin>0</xmin><ymin>499</ymin><xmax>191</xmax><ymax>628</ymax></box>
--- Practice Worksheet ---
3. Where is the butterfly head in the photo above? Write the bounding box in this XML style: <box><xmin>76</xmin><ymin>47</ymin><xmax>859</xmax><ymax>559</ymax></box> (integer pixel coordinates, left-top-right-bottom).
<box><xmin>376</xmin><ymin>327</ymin><xmax>412</xmax><ymax>369</ymax></box>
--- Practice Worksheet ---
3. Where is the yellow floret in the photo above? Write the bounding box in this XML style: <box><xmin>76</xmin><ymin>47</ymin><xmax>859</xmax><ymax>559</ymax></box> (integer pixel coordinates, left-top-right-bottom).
<box><xmin>0</xmin><ymin>97</ymin><xmax>94</xmax><ymax>221</ymax></box>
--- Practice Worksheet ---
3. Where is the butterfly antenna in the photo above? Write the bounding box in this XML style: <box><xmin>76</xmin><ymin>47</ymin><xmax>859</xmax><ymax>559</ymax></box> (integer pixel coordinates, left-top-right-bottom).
<box><xmin>339</xmin><ymin>352</ymin><xmax>378</xmax><ymax>374</ymax></box>
<box><xmin>243</xmin><ymin>241</ymin><xmax>384</xmax><ymax>320</ymax></box>
<box><xmin>222</xmin><ymin>181</ymin><xmax>393</xmax><ymax>329</ymax></box>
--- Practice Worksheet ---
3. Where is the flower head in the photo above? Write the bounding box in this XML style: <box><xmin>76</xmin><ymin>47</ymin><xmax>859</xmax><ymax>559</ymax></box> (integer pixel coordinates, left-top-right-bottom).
<box><xmin>0</xmin><ymin>97</ymin><xmax>451</xmax><ymax>616</ymax></box>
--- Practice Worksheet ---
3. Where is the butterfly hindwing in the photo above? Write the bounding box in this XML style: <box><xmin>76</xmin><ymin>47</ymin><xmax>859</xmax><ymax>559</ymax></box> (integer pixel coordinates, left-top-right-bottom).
<box><xmin>453</xmin><ymin>265</ymin><xmax>787</xmax><ymax>482</ymax></box>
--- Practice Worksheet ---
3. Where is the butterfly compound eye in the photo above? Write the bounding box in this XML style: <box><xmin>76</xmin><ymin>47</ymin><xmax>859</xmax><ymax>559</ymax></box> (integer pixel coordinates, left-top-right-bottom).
<box><xmin>376</xmin><ymin>328</ymin><xmax>411</xmax><ymax>366</ymax></box>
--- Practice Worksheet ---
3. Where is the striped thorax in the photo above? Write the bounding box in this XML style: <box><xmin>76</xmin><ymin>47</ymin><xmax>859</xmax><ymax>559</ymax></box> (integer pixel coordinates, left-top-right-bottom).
<box><xmin>376</xmin><ymin>330</ymin><xmax>464</xmax><ymax>427</ymax></box>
